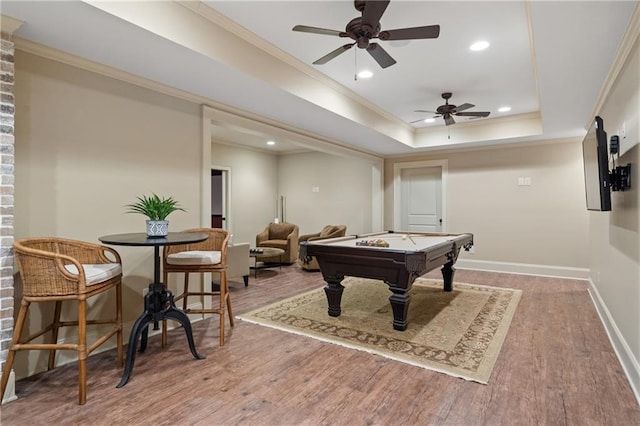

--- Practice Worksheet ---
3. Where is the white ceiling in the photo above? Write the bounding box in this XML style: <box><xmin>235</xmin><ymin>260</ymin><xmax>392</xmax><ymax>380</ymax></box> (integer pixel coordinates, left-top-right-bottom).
<box><xmin>2</xmin><ymin>1</ymin><xmax>637</xmax><ymax>156</ymax></box>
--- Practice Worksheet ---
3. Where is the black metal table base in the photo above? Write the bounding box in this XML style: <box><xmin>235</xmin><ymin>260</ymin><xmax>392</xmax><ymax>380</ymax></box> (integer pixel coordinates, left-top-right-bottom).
<box><xmin>116</xmin><ymin>283</ymin><xmax>205</xmax><ymax>388</ymax></box>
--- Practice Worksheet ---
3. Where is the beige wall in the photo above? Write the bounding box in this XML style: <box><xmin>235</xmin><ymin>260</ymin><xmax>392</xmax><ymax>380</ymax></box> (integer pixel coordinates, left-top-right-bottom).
<box><xmin>13</xmin><ymin>51</ymin><xmax>202</xmax><ymax>378</ymax></box>
<box><xmin>211</xmin><ymin>143</ymin><xmax>278</xmax><ymax>245</ymax></box>
<box><xmin>588</xmin><ymin>28</ymin><xmax>639</xmax><ymax>396</ymax></box>
<box><xmin>385</xmin><ymin>141</ymin><xmax>590</xmax><ymax>271</ymax></box>
<box><xmin>211</xmin><ymin>146</ymin><xmax>375</xmax><ymax>242</ymax></box>
<box><xmin>278</xmin><ymin>151</ymin><xmax>373</xmax><ymax>236</ymax></box>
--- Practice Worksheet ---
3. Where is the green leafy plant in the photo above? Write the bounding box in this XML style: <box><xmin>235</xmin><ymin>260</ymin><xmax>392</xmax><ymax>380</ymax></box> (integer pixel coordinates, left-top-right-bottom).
<box><xmin>125</xmin><ymin>193</ymin><xmax>186</xmax><ymax>221</ymax></box>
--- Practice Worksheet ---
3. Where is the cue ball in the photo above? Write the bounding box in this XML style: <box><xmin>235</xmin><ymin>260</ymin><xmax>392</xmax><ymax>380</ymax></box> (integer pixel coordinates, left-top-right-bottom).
<box><xmin>402</xmin><ymin>235</ymin><xmax>407</xmax><ymax>240</ymax></box>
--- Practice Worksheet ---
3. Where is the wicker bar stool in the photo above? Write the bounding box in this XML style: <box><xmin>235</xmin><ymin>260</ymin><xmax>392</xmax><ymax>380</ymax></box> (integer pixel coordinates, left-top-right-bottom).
<box><xmin>162</xmin><ymin>228</ymin><xmax>233</xmax><ymax>346</ymax></box>
<box><xmin>0</xmin><ymin>237</ymin><xmax>124</xmax><ymax>405</ymax></box>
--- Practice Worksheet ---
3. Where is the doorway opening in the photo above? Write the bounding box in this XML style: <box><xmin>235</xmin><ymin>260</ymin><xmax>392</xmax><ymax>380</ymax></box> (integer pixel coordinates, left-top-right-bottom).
<box><xmin>211</xmin><ymin>167</ymin><xmax>231</xmax><ymax>230</ymax></box>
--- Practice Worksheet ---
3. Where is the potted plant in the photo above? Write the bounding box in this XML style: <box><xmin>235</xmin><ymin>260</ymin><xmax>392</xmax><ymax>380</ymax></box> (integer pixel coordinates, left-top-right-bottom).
<box><xmin>126</xmin><ymin>193</ymin><xmax>186</xmax><ymax>237</ymax></box>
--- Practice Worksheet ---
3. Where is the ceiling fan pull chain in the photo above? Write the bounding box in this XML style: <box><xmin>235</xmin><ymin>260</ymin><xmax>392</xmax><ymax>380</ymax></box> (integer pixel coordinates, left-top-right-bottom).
<box><xmin>354</xmin><ymin>48</ymin><xmax>358</xmax><ymax>81</ymax></box>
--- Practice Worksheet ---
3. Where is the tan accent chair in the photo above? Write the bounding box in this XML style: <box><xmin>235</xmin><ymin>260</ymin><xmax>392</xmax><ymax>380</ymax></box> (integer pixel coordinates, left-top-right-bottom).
<box><xmin>256</xmin><ymin>222</ymin><xmax>299</xmax><ymax>264</ymax></box>
<box><xmin>162</xmin><ymin>228</ymin><xmax>233</xmax><ymax>346</ymax></box>
<box><xmin>0</xmin><ymin>237</ymin><xmax>124</xmax><ymax>405</ymax></box>
<box><xmin>298</xmin><ymin>225</ymin><xmax>347</xmax><ymax>271</ymax></box>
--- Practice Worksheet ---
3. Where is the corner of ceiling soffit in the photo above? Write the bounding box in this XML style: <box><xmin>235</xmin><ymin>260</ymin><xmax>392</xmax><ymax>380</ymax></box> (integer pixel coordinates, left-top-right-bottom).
<box><xmin>178</xmin><ymin>1</ymin><xmax>543</xmax><ymax>151</ymax></box>
<box><xmin>84</xmin><ymin>0</ymin><xmax>414</xmax><ymax>149</ymax></box>
<box><xmin>1</xmin><ymin>14</ymin><xmax>24</xmax><ymax>35</ymax></box>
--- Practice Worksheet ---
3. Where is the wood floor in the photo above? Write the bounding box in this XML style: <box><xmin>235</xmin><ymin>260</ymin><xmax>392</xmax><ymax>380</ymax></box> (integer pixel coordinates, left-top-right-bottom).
<box><xmin>1</xmin><ymin>265</ymin><xmax>639</xmax><ymax>425</ymax></box>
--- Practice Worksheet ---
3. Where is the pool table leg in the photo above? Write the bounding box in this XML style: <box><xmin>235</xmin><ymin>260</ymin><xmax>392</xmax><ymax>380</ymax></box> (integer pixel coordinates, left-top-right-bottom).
<box><xmin>389</xmin><ymin>288</ymin><xmax>410</xmax><ymax>331</ymax></box>
<box><xmin>323</xmin><ymin>278</ymin><xmax>345</xmax><ymax>317</ymax></box>
<box><xmin>441</xmin><ymin>261</ymin><xmax>456</xmax><ymax>292</ymax></box>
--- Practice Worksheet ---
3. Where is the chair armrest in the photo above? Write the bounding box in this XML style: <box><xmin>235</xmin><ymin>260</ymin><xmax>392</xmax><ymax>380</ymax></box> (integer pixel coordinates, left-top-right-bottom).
<box><xmin>286</xmin><ymin>227</ymin><xmax>299</xmax><ymax>250</ymax></box>
<box><xmin>14</xmin><ymin>239</ymin><xmax>119</xmax><ymax>296</ymax></box>
<box><xmin>299</xmin><ymin>231</ymin><xmax>321</xmax><ymax>242</ymax></box>
<box><xmin>56</xmin><ymin>238</ymin><xmax>122</xmax><ymax>265</ymax></box>
<box><xmin>226</xmin><ymin>243</ymin><xmax>250</xmax><ymax>278</ymax></box>
<box><xmin>256</xmin><ymin>227</ymin><xmax>269</xmax><ymax>245</ymax></box>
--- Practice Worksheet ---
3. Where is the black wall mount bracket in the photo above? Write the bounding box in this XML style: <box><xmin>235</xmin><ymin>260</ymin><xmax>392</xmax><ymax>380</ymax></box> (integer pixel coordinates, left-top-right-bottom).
<box><xmin>609</xmin><ymin>163</ymin><xmax>631</xmax><ymax>191</ymax></box>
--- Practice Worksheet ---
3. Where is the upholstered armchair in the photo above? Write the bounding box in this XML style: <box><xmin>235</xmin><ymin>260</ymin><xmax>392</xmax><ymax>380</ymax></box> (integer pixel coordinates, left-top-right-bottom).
<box><xmin>256</xmin><ymin>222</ymin><xmax>299</xmax><ymax>264</ymax></box>
<box><xmin>298</xmin><ymin>225</ymin><xmax>347</xmax><ymax>271</ymax></box>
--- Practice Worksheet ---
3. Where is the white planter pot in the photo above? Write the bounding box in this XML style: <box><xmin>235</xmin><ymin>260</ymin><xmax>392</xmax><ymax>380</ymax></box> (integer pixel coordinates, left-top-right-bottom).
<box><xmin>146</xmin><ymin>220</ymin><xmax>169</xmax><ymax>237</ymax></box>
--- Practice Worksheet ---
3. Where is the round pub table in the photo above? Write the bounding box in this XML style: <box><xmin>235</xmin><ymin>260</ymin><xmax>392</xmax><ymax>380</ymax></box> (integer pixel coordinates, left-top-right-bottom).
<box><xmin>99</xmin><ymin>232</ymin><xmax>208</xmax><ymax>388</ymax></box>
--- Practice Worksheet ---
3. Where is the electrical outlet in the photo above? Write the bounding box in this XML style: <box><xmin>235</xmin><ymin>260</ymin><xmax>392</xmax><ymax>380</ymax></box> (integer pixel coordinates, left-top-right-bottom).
<box><xmin>467</xmin><ymin>245</ymin><xmax>475</xmax><ymax>254</ymax></box>
<box><xmin>517</xmin><ymin>177</ymin><xmax>532</xmax><ymax>186</ymax></box>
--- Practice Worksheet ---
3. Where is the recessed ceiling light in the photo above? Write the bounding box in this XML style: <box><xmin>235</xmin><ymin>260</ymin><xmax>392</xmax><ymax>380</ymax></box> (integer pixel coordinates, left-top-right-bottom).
<box><xmin>470</xmin><ymin>41</ymin><xmax>490</xmax><ymax>51</ymax></box>
<box><xmin>424</xmin><ymin>118</ymin><xmax>436</xmax><ymax>123</ymax></box>
<box><xmin>498</xmin><ymin>106</ymin><xmax>511</xmax><ymax>113</ymax></box>
<box><xmin>266</xmin><ymin>140</ymin><xmax>276</xmax><ymax>145</ymax></box>
<box><xmin>357</xmin><ymin>70</ymin><xmax>373</xmax><ymax>79</ymax></box>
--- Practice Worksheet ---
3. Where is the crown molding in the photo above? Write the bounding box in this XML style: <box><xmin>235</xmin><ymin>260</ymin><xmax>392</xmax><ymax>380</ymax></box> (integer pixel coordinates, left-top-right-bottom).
<box><xmin>1</xmin><ymin>14</ymin><xmax>24</xmax><ymax>34</ymax></box>
<box><xmin>588</xmin><ymin>1</ymin><xmax>640</xmax><ymax>128</ymax></box>
<box><xmin>524</xmin><ymin>1</ymin><xmax>542</xmax><ymax>118</ymax></box>
<box><xmin>84</xmin><ymin>0</ymin><xmax>413</xmax><ymax>146</ymax></box>
<box><xmin>178</xmin><ymin>1</ymin><xmax>410</xmax><ymax>132</ymax></box>
<box><xmin>15</xmin><ymin>37</ymin><xmax>382</xmax><ymax>161</ymax></box>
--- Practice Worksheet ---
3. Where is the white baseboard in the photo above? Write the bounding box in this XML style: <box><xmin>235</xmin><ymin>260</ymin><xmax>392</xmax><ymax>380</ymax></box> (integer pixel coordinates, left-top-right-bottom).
<box><xmin>587</xmin><ymin>278</ymin><xmax>640</xmax><ymax>406</ymax></box>
<box><xmin>1</xmin><ymin>370</ymin><xmax>16</xmax><ymax>405</ymax></box>
<box><xmin>455</xmin><ymin>258</ymin><xmax>589</xmax><ymax>280</ymax></box>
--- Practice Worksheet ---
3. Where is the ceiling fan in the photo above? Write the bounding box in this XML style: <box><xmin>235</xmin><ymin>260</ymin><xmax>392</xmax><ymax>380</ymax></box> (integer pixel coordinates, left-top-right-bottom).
<box><xmin>292</xmin><ymin>0</ymin><xmax>440</xmax><ymax>69</ymax></box>
<box><xmin>413</xmin><ymin>92</ymin><xmax>491</xmax><ymax>126</ymax></box>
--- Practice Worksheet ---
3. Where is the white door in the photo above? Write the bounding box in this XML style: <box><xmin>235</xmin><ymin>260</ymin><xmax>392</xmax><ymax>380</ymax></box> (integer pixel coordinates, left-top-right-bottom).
<box><xmin>400</xmin><ymin>167</ymin><xmax>442</xmax><ymax>232</ymax></box>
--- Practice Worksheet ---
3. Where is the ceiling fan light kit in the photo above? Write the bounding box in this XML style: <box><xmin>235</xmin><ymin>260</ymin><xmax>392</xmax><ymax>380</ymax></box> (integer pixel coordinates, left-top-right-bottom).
<box><xmin>292</xmin><ymin>0</ymin><xmax>440</xmax><ymax>69</ymax></box>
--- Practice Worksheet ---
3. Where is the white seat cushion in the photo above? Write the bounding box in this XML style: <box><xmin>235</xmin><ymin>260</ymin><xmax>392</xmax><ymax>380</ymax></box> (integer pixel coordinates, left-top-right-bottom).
<box><xmin>166</xmin><ymin>250</ymin><xmax>222</xmax><ymax>265</ymax></box>
<box><xmin>64</xmin><ymin>263</ymin><xmax>122</xmax><ymax>285</ymax></box>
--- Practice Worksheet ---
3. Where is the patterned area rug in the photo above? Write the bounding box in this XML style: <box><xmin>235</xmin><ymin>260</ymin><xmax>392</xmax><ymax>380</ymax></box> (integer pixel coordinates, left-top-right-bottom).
<box><xmin>238</xmin><ymin>277</ymin><xmax>522</xmax><ymax>383</ymax></box>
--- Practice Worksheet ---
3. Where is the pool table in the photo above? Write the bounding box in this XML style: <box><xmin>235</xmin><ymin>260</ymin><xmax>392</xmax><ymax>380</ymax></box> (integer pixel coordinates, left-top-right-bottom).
<box><xmin>299</xmin><ymin>231</ymin><xmax>474</xmax><ymax>331</ymax></box>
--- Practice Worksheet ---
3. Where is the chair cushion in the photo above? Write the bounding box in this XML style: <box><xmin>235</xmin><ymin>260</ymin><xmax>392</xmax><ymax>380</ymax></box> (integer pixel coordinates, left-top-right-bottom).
<box><xmin>258</xmin><ymin>240</ymin><xmax>288</xmax><ymax>250</ymax></box>
<box><xmin>166</xmin><ymin>250</ymin><xmax>222</xmax><ymax>265</ymax></box>
<box><xmin>269</xmin><ymin>223</ymin><xmax>294</xmax><ymax>240</ymax></box>
<box><xmin>64</xmin><ymin>263</ymin><xmax>122</xmax><ymax>285</ymax></box>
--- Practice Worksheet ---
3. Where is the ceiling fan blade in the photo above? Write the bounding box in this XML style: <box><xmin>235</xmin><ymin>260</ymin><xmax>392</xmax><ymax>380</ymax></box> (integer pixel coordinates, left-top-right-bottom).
<box><xmin>414</xmin><ymin>109</ymin><xmax>437</xmax><ymax>113</ymax></box>
<box><xmin>361</xmin><ymin>0</ymin><xmax>390</xmax><ymax>30</ymax></box>
<box><xmin>411</xmin><ymin>115</ymin><xmax>439</xmax><ymax>123</ymax></box>
<box><xmin>456</xmin><ymin>111</ymin><xmax>491</xmax><ymax>117</ymax></box>
<box><xmin>379</xmin><ymin>25</ymin><xmax>440</xmax><ymax>40</ymax></box>
<box><xmin>312</xmin><ymin>43</ymin><xmax>354</xmax><ymax>65</ymax></box>
<box><xmin>292</xmin><ymin>25</ymin><xmax>343</xmax><ymax>37</ymax></box>
<box><xmin>453</xmin><ymin>103</ymin><xmax>474</xmax><ymax>113</ymax></box>
<box><xmin>444</xmin><ymin>115</ymin><xmax>456</xmax><ymax>126</ymax></box>
<box><xmin>366</xmin><ymin>43</ymin><xmax>396</xmax><ymax>68</ymax></box>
